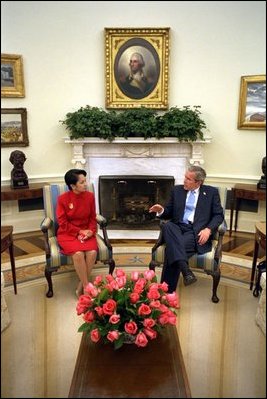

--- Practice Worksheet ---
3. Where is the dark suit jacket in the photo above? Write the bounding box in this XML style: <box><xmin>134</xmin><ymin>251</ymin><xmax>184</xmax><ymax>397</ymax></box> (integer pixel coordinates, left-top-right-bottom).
<box><xmin>160</xmin><ymin>185</ymin><xmax>224</xmax><ymax>254</ymax></box>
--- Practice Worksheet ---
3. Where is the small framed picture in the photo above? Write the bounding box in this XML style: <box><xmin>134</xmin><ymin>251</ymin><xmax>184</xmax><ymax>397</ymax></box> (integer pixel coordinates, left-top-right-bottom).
<box><xmin>105</xmin><ymin>28</ymin><xmax>170</xmax><ymax>109</ymax></box>
<box><xmin>1</xmin><ymin>53</ymin><xmax>25</xmax><ymax>98</ymax></box>
<box><xmin>1</xmin><ymin>108</ymin><xmax>29</xmax><ymax>147</ymax></box>
<box><xmin>237</xmin><ymin>75</ymin><xmax>266</xmax><ymax>130</ymax></box>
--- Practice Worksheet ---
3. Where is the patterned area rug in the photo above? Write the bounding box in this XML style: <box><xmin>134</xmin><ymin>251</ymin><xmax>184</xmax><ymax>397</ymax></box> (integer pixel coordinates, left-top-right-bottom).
<box><xmin>2</xmin><ymin>248</ymin><xmax>252</xmax><ymax>288</ymax></box>
<box><xmin>2</xmin><ymin>230</ymin><xmax>260</xmax><ymax>288</ymax></box>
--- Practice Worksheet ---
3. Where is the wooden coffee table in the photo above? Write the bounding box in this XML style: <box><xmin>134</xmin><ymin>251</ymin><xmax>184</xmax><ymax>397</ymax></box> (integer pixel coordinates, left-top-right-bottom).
<box><xmin>69</xmin><ymin>326</ymin><xmax>191</xmax><ymax>398</ymax></box>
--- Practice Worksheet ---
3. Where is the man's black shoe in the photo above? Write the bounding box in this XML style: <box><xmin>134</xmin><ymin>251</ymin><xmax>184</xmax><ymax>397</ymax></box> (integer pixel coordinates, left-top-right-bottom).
<box><xmin>183</xmin><ymin>272</ymin><xmax>197</xmax><ymax>286</ymax></box>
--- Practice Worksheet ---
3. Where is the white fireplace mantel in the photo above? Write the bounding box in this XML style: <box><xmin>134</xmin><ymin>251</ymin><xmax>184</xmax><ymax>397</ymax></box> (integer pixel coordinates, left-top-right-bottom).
<box><xmin>64</xmin><ymin>136</ymin><xmax>212</xmax><ymax>170</ymax></box>
<box><xmin>64</xmin><ymin>136</ymin><xmax>212</xmax><ymax>238</ymax></box>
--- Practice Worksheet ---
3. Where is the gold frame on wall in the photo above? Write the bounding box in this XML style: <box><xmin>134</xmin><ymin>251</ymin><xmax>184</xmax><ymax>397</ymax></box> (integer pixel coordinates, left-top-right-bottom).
<box><xmin>237</xmin><ymin>74</ymin><xmax>266</xmax><ymax>130</ymax></box>
<box><xmin>1</xmin><ymin>108</ymin><xmax>29</xmax><ymax>147</ymax></box>
<box><xmin>105</xmin><ymin>28</ymin><xmax>170</xmax><ymax>109</ymax></box>
<box><xmin>1</xmin><ymin>53</ymin><xmax>25</xmax><ymax>98</ymax></box>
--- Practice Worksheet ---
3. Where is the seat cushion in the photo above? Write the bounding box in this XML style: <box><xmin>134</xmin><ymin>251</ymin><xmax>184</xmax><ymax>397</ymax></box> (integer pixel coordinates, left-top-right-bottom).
<box><xmin>153</xmin><ymin>240</ymin><xmax>219</xmax><ymax>272</ymax></box>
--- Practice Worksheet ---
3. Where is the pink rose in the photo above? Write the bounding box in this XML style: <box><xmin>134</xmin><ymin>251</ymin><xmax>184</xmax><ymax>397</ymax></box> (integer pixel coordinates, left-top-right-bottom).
<box><xmin>103</xmin><ymin>299</ymin><xmax>117</xmax><ymax>315</ymax></box>
<box><xmin>164</xmin><ymin>292</ymin><xmax>180</xmax><ymax>308</ymax></box>
<box><xmin>116</xmin><ymin>269</ymin><xmax>126</xmax><ymax>278</ymax></box>
<box><xmin>134</xmin><ymin>278</ymin><xmax>146</xmax><ymax>294</ymax></box>
<box><xmin>158</xmin><ymin>313</ymin><xmax>169</xmax><ymax>325</ymax></box>
<box><xmin>138</xmin><ymin>303</ymin><xmax>151</xmax><ymax>316</ymax></box>
<box><xmin>90</xmin><ymin>328</ymin><xmax>101</xmax><ymax>343</ymax></box>
<box><xmin>166</xmin><ymin>310</ymin><xmax>177</xmax><ymax>325</ymax></box>
<box><xmin>109</xmin><ymin>314</ymin><xmax>120</xmax><ymax>324</ymax></box>
<box><xmin>143</xmin><ymin>318</ymin><xmax>156</xmax><ymax>328</ymax></box>
<box><xmin>93</xmin><ymin>275</ymin><xmax>103</xmax><ymax>285</ymax></box>
<box><xmin>159</xmin><ymin>282</ymin><xmax>168</xmax><ymax>292</ymax></box>
<box><xmin>131</xmin><ymin>271</ymin><xmax>140</xmax><ymax>281</ymax></box>
<box><xmin>129</xmin><ymin>292</ymin><xmax>140</xmax><ymax>304</ymax></box>
<box><xmin>84</xmin><ymin>282</ymin><xmax>98</xmax><ymax>297</ymax></box>
<box><xmin>135</xmin><ymin>332</ymin><xmax>148</xmax><ymax>347</ymax></box>
<box><xmin>144</xmin><ymin>328</ymin><xmax>157</xmax><ymax>340</ymax></box>
<box><xmin>124</xmin><ymin>321</ymin><xmax>138</xmax><ymax>335</ymax></box>
<box><xmin>83</xmin><ymin>310</ymin><xmax>95</xmax><ymax>323</ymax></box>
<box><xmin>105</xmin><ymin>274</ymin><xmax>114</xmax><ymax>283</ymax></box>
<box><xmin>149</xmin><ymin>300</ymin><xmax>161</xmax><ymax>309</ymax></box>
<box><xmin>144</xmin><ymin>270</ymin><xmax>155</xmax><ymax>280</ymax></box>
<box><xmin>115</xmin><ymin>276</ymin><xmax>127</xmax><ymax>288</ymax></box>
<box><xmin>107</xmin><ymin>330</ymin><xmax>119</xmax><ymax>342</ymax></box>
<box><xmin>147</xmin><ymin>288</ymin><xmax>160</xmax><ymax>300</ymax></box>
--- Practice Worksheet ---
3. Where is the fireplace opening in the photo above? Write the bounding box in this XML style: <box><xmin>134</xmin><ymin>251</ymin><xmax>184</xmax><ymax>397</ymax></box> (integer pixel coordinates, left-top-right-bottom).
<box><xmin>99</xmin><ymin>175</ymin><xmax>175</xmax><ymax>230</ymax></box>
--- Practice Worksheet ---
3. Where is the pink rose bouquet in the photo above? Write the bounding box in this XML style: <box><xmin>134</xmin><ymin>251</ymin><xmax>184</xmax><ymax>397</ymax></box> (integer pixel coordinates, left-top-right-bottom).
<box><xmin>76</xmin><ymin>268</ymin><xmax>179</xmax><ymax>350</ymax></box>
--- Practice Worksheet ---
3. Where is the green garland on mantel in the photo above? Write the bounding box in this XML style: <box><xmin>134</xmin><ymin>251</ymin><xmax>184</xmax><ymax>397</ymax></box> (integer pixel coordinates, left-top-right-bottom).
<box><xmin>60</xmin><ymin>105</ymin><xmax>207</xmax><ymax>142</ymax></box>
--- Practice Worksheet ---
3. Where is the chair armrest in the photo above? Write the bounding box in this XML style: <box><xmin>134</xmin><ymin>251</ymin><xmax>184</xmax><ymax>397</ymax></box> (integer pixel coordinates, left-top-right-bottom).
<box><xmin>96</xmin><ymin>214</ymin><xmax>107</xmax><ymax>228</ymax></box>
<box><xmin>218</xmin><ymin>220</ymin><xmax>227</xmax><ymax>235</ymax></box>
<box><xmin>96</xmin><ymin>214</ymin><xmax>112</xmax><ymax>251</ymax></box>
<box><xmin>214</xmin><ymin>219</ymin><xmax>227</xmax><ymax>261</ymax></box>
<box><xmin>40</xmin><ymin>217</ymin><xmax>52</xmax><ymax>258</ymax></box>
<box><xmin>40</xmin><ymin>217</ymin><xmax>52</xmax><ymax>233</ymax></box>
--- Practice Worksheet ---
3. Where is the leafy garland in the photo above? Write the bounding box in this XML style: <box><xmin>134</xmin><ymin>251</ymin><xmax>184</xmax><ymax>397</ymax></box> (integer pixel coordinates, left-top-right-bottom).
<box><xmin>61</xmin><ymin>105</ymin><xmax>206</xmax><ymax>142</ymax></box>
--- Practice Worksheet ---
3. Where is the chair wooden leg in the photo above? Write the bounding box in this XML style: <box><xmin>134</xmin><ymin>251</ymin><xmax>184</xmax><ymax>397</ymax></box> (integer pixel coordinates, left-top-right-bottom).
<box><xmin>209</xmin><ymin>269</ymin><xmax>221</xmax><ymax>303</ymax></box>
<box><xmin>149</xmin><ymin>260</ymin><xmax>157</xmax><ymax>271</ymax></box>
<box><xmin>108</xmin><ymin>259</ymin><xmax>115</xmax><ymax>275</ymax></box>
<box><xmin>45</xmin><ymin>268</ymin><xmax>54</xmax><ymax>298</ymax></box>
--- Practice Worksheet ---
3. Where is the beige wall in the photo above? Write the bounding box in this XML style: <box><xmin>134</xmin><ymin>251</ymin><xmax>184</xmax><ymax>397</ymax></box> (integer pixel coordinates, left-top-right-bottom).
<box><xmin>1</xmin><ymin>1</ymin><xmax>266</xmax><ymax>232</ymax></box>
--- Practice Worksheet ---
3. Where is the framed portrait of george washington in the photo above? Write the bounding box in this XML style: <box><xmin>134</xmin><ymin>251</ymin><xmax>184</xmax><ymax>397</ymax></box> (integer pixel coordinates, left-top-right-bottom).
<box><xmin>105</xmin><ymin>28</ymin><xmax>170</xmax><ymax>109</ymax></box>
<box><xmin>1</xmin><ymin>54</ymin><xmax>25</xmax><ymax>98</ymax></box>
<box><xmin>238</xmin><ymin>75</ymin><xmax>266</xmax><ymax>130</ymax></box>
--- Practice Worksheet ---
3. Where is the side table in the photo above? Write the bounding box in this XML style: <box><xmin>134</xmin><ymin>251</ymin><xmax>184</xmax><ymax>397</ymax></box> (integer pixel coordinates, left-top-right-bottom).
<box><xmin>1</xmin><ymin>182</ymin><xmax>47</xmax><ymax>201</ymax></box>
<box><xmin>1</xmin><ymin>226</ymin><xmax>17</xmax><ymax>294</ymax></box>
<box><xmin>250</xmin><ymin>222</ymin><xmax>266</xmax><ymax>291</ymax></box>
<box><xmin>229</xmin><ymin>183</ymin><xmax>266</xmax><ymax>236</ymax></box>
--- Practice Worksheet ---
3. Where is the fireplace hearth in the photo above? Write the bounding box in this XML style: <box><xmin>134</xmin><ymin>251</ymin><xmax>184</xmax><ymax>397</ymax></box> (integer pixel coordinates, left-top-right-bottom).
<box><xmin>99</xmin><ymin>175</ymin><xmax>175</xmax><ymax>230</ymax></box>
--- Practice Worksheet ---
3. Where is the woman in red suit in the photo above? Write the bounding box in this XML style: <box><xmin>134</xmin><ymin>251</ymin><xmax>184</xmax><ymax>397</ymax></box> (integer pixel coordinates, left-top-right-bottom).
<box><xmin>56</xmin><ymin>169</ymin><xmax>98</xmax><ymax>296</ymax></box>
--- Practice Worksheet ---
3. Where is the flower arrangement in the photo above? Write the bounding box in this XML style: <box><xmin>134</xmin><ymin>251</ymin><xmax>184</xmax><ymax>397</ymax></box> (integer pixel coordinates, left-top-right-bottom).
<box><xmin>76</xmin><ymin>269</ymin><xmax>179</xmax><ymax>350</ymax></box>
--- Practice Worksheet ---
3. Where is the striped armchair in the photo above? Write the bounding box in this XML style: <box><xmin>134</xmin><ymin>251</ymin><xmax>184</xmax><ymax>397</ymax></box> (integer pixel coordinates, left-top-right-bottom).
<box><xmin>40</xmin><ymin>183</ymin><xmax>115</xmax><ymax>298</ymax></box>
<box><xmin>149</xmin><ymin>187</ymin><xmax>228</xmax><ymax>303</ymax></box>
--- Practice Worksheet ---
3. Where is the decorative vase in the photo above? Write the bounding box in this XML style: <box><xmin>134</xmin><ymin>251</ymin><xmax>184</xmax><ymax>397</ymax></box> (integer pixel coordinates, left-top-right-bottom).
<box><xmin>124</xmin><ymin>334</ymin><xmax>136</xmax><ymax>344</ymax></box>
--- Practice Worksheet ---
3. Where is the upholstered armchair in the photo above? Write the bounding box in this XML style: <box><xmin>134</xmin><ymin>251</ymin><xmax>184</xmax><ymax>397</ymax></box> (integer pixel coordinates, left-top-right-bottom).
<box><xmin>149</xmin><ymin>187</ymin><xmax>228</xmax><ymax>303</ymax></box>
<box><xmin>40</xmin><ymin>183</ymin><xmax>115</xmax><ymax>298</ymax></box>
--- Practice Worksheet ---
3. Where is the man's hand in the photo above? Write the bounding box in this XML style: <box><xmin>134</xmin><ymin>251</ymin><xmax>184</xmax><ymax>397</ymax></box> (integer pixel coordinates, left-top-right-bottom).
<box><xmin>149</xmin><ymin>204</ymin><xmax>164</xmax><ymax>213</ymax></box>
<box><xmin>197</xmin><ymin>228</ymin><xmax>211</xmax><ymax>245</ymax></box>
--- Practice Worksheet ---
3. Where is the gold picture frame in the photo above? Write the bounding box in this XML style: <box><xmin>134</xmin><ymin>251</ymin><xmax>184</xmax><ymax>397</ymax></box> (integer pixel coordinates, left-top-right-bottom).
<box><xmin>1</xmin><ymin>108</ymin><xmax>29</xmax><ymax>147</ymax></box>
<box><xmin>1</xmin><ymin>53</ymin><xmax>25</xmax><ymax>98</ymax></box>
<box><xmin>238</xmin><ymin>75</ymin><xmax>266</xmax><ymax>130</ymax></box>
<box><xmin>105</xmin><ymin>28</ymin><xmax>170</xmax><ymax>109</ymax></box>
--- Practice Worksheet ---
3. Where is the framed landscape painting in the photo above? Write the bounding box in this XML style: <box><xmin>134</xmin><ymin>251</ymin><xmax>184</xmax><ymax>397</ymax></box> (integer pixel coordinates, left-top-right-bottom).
<box><xmin>1</xmin><ymin>53</ymin><xmax>25</xmax><ymax>98</ymax></box>
<box><xmin>1</xmin><ymin>108</ymin><xmax>29</xmax><ymax>147</ymax></box>
<box><xmin>238</xmin><ymin>75</ymin><xmax>266</xmax><ymax>130</ymax></box>
<box><xmin>105</xmin><ymin>28</ymin><xmax>170</xmax><ymax>109</ymax></box>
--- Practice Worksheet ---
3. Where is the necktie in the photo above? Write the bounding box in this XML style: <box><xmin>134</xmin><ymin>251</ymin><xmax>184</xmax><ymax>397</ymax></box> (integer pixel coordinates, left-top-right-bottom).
<box><xmin>183</xmin><ymin>190</ymin><xmax>195</xmax><ymax>224</ymax></box>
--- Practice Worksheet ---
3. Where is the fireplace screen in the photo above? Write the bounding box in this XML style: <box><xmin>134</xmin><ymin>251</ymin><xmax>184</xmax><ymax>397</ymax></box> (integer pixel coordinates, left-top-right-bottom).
<box><xmin>99</xmin><ymin>175</ymin><xmax>175</xmax><ymax>230</ymax></box>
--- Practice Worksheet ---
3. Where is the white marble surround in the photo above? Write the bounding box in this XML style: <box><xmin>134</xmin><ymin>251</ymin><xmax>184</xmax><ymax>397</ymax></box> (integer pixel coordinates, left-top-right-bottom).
<box><xmin>65</xmin><ymin>137</ymin><xmax>212</xmax><ymax>238</ymax></box>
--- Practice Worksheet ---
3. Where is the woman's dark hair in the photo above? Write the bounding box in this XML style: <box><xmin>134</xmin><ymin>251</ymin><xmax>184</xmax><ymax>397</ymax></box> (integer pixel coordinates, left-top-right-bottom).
<box><xmin>64</xmin><ymin>169</ymin><xmax>87</xmax><ymax>190</ymax></box>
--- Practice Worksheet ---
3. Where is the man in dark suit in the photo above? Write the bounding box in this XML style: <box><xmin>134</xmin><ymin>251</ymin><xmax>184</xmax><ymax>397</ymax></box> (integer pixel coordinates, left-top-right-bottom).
<box><xmin>149</xmin><ymin>165</ymin><xmax>224</xmax><ymax>293</ymax></box>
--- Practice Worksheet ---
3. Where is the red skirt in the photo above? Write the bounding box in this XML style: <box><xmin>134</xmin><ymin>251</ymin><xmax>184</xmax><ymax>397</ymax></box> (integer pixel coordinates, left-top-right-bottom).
<box><xmin>58</xmin><ymin>236</ymin><xmax>98</xmax><ymax>255</ymax></box>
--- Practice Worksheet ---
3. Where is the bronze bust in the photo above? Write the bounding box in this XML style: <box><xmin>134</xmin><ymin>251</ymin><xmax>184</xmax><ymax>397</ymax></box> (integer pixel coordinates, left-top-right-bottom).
<box><xmin>257</xmin><ymin>156</ymin><xmax>266</xmax><ymax>190</ymax></box>
<box><xmin>9</xmin><ymin>150</ymin><xmax>29</xmax><ymax>189</ymax></box>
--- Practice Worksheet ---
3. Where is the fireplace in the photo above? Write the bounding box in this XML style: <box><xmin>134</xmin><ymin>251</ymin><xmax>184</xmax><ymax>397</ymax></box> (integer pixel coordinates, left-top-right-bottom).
<box><xmin>65</xmin><ymin>137</ymin><xmax>211</xmax><ymax>237</ymax></box>
<box><xmin>99</xmin><ymin>175</ymin><xmax>174</xmax><ymax>229</ymax></box>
